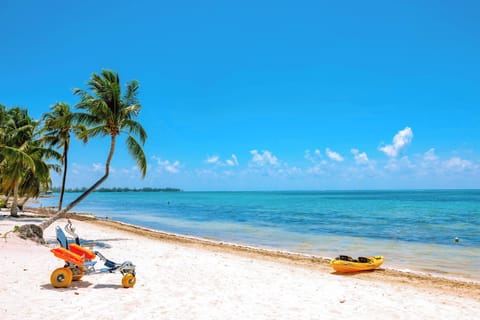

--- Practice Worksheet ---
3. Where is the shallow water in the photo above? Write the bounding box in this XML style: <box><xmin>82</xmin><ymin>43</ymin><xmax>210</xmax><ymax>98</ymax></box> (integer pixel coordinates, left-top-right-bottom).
<box><xmin>36</xmin><ymin>190</ymin><xmax>480</xmax><ymax>281</ymax></box>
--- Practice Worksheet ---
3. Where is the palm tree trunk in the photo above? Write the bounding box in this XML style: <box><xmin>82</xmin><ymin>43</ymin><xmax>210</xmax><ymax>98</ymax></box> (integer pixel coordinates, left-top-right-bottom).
<box><xmin>5</xmin><ymin>190</ymin><xmax>11</xmax><ymax>207</ymax></box>
<box><xmin>10</xmin><ymin>180</ymin><xmax>19</xmax><ymax>217</ymax></box>
<box><xmin>58</xmin><ymin>142</ymin><xmax>69</xmax><ymax>210</ymax></box>
<box><xmin>20</xmin><ymin>196</ymin><xmax>29</xmax><ymax>208</ymax></box>
<box><xmin>39</xmin><ymin>135</ymin><xmax>116</xmax><ymax>230</ymax></box>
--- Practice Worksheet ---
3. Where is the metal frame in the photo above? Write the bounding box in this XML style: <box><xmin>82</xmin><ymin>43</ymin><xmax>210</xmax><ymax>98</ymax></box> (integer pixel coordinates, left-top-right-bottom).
<box><xmin>54</xmin><ymin>220</ymin><xmax>136</xmax><ymax>278</ymax></box>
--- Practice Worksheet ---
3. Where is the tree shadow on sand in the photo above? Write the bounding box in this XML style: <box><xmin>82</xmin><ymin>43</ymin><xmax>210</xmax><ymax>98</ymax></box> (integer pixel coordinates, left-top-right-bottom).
<box><xmin>0</xmin><ymin>216</ymin><xmax>46</xmax><ymax>224</ymax></box>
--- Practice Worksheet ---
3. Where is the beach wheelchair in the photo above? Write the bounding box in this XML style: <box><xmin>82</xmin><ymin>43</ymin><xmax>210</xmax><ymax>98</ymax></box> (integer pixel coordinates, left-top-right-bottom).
<box><xmin>49</xmin><ymin>220</ymin><xmax>136</xmax><ymax>288</ymax></box>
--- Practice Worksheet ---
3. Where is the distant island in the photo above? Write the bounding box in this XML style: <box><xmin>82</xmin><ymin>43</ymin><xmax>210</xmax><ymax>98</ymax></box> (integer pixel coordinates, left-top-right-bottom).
<box><xmin>49</xmin><ymin>187</ymin><xmax>182</xmax><ymax>193</ymax></box>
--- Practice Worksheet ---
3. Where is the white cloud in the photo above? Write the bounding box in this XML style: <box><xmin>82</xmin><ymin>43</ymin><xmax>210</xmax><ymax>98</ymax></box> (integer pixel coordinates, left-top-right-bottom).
<box><xmin>70</xmin><ymin>162</ymin><xmax>83</xmax><ymax>175</ymax></box>
<box><xmin>351</xmin><ymin>149</ymin><xmax>369</xmax><ymax>165</ymax></box>
<box><xmin>306</xmin><ymin>165</ymin><xmax>325</xmax><ymax>175</ymax></box>
<box><xmin>380</xmin><ymin>127</ymin><xmax>413</xmax><ymax>157</ymax></box>
<box><xmin>206</xmin><ymin>155</ymin><xmax>220</xmax><ymax>164</ymax></box>
<box><xmin>90</xmin><ymin>163</ymin><xmax>116</xmax><ymax>174</ymax></box>
<box><xmin>250</xmin><ymin>150</ymin><xmax>279</xmax><ymax>167</ymax></box>
<box><xmin>278</xmin><ymin>166</ymin><xmax>302</xmax><ymax>176</ymax></box>
<box><xmin>419</xmin><ymin>150</ymin><xmax>476</xmax><ymax>175</ymax></box>
<box><xmin>443</xmin><ymin>157</ymin><xmax>473</xmax><ymax>171</ymax></box>
<box><xmin>92</xmin><ymin>163</ymin><xmax>104</xmax><ymax>172</ymax></box>
<box><xmin>423</xmin><ymin>148</ymin><xmax>439</xmax><ymax>162</ymax></box>
<box><xmin>305</xmin><ymin>149</ymin><xmax>322</xmax><ymax>162</ymax></box>
<box><xmin>384</xmin><ymin>156</ymin><xmax>414</xmax><ymax>172</ymax></box>
<box><xmin>206</xmin><ymin>154</ymin><xmax>239</xmax><ymax>167</ymax></box>
<box><xmin>153</xmin><ymin>156</ymin><xmax>181</xmax><ymax>174</ymax></box>
<box><xmin>226</xmin><ymin>154</ymin><xmax>239</xmax><ymax>167</ymax></box>
<box><xmin>326</xmin><ymin>148</ymin><xmax>344</xmax><ymax>162</ymax></box>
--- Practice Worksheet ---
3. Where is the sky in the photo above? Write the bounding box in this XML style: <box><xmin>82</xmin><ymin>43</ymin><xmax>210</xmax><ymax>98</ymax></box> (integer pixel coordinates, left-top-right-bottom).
<box><xmin>1</xmin><ymin>0</ymin><xmax>480</xmax><ymax>191</ymax></box>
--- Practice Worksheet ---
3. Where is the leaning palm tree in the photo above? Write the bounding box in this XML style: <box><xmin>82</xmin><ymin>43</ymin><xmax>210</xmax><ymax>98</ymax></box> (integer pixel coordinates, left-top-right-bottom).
<box><xmin>40</xmin><ymin>102</ymin><xmax>88</xmax><ymax>210</ymax></box>
<box><xmin>37</xmin><ymin>69</ymin><xmax>147</xmax><ymax>231</ymax></box>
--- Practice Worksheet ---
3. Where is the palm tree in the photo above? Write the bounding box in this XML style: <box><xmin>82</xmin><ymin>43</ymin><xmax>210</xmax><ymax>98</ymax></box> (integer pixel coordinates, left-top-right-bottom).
<box><xmin>17</xmin><ymin>139</ymin><xmax>62</xmax><ymax>206</ymax></box>
<box><xmin>0</xmin><ymin>107</ymin><xmax>36</xmax><ymax>216</ymax></box>
<box><xmin>0</xmin><ymin>145</ymin><xmax>36</xmax><ymax>216</ymax></box>
<box><xmin>38</xmin><ymin>69</ymin><xmax>147</xmax><ymax>231</ymax></box>
<box><xmin>40</xmin><ymin>102</ymin><xmax>88</xmax><ymax>210</ymax></box>
<box><xmin>0</xmin><ymin>107</ymin><xmax>60</xmax><ymax>217</ymax></box>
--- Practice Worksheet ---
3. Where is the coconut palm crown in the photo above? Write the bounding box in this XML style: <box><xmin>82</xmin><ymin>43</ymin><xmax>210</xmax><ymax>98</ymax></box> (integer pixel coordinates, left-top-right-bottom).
<box><xmin>74</xmin><ymin>69</ymin><xmax>147</xmax><ymax>178</ymax></box>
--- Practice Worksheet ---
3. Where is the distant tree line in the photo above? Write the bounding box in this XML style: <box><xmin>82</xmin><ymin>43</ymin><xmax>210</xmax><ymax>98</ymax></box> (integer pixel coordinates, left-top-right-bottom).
<box><xmin>49</xmin><ymin>187</ymin><xmax>182</xmax><ymax>193</ymax></box>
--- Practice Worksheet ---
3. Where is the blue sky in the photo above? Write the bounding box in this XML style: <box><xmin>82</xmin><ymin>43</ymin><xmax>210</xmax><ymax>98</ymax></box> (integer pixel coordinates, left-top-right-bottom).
<box><xmin>1</xmin><ymin>0</ymin><xmax>480</xmax><ymax>190</ymax></box>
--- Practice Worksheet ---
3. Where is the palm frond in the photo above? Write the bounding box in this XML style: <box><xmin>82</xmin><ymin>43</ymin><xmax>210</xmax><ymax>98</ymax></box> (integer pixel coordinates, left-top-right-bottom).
<box><xmin>124</xmin><ymin>80</ymin><xmax>140</xmax><ymax>106</ymax></box>
<box><xmin>121</xmin><ymin>104</ymin><xmax>141</xmax><ymax>120</ymax></box>
<box><xmin>0</xmin><ymin>145</ymin><xmax>36</xmax><ymax>173</ymax></box>
<box><xmin>122</xmin><ymin>119</ymin><xmax>147</xmax><ymax>145</ymax></box>
<box><xmin>74</xmin><ymin>112</ymin><xmax>102</xmax><ymax>127</ymax></box>
<box><xmin>87</xmin><ymin>125</ymin><xmax>109</xmax><ymax>138</ymax></box>
<box><xmin>126</xmin><ymin>135</ymin><xmax>147</xmax><ymax>178</ymax></box>
<box><xmin>73</xmin><ymin>123</ymin><xmax>89</xmax><ymax>143</ymax></box>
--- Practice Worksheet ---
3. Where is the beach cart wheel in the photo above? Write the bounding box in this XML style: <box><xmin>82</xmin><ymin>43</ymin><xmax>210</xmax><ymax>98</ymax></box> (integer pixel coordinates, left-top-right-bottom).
<box><xmin>50</xmin><ymin>267</ymin><xmax>73</xmax><ymax>288</ymax></box>
<box><xmin>122</xmin><ymin>273</ymin><xmax>136</xmax><ymax>288</ymax></box>
<box><xmin>71</xmin><ymin>266</ymin><xmax>85</xmax><ymax>281</ymax></box>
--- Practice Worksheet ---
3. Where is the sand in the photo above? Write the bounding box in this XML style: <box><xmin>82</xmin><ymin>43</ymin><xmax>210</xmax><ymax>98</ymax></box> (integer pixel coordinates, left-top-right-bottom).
<box><xmin>1</xmin><ymin>212</ymin><xmax>479</xmax><ymax>320</ymax></box>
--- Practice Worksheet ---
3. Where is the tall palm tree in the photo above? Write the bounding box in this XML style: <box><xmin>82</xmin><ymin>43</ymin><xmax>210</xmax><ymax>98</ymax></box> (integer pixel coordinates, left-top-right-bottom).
<box><xmin>40</xmin><ymin>102</ymin><xmax>88</xmax><ymax>210</ymax></box>
<box><xmin>38</xmin><ymin>69</ymin><xmax>147</xmax><ymax>231</ymax></box>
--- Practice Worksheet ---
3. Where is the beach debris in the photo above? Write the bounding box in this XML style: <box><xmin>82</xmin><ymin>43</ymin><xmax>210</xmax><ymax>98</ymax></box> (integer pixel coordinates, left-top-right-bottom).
<box><xmin>16</xmin><ymin>224</ymin><xmax>45</xmax><ymax>244</ymax></box>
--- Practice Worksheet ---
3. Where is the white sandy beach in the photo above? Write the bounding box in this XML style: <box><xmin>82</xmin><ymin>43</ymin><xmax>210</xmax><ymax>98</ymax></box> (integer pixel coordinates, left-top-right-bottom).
<box><xmin>1</xmin><ymin>213</ymin><xmax>479</xmax><ymax>320</ymax></box>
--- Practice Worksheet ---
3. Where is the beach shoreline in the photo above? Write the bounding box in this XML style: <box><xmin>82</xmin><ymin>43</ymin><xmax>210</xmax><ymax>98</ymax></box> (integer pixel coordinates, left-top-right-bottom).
<box><xmin>7</xmin><ymin>210</ymin><xmax>480</xmax><ymax>292</ymax></box>
<box><xmin>1</xmin><ymin>211</ymin><xmax>479</xmax><ymax>319</ymax></box>
<box><xmin>15</xmin><ymin>208</ymin><xmax>480</xmax><ymax>288</ymax></box>
<box><xmin>69</xmin><ymin>213</ymin><xmax>480</xmax><ymax>295</ymax></box>
<box><xmin>30</xmin><ymin>190</ymin><xmax>480</xmax><ymax>282</ymax></box>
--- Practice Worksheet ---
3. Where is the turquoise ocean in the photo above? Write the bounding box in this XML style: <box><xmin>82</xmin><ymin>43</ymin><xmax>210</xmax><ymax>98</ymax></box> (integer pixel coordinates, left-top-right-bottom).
<box><xmin>35</xmin><ymin>190</ymin><xmax>480</xmax><ymax>281</ymax></box>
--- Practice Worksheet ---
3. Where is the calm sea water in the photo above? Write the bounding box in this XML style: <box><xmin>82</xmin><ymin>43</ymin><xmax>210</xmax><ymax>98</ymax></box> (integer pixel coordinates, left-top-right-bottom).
<box><xmin>35</xmin><ymin>190</ymin><xmax>480</xmax><ymax>281</ymax></box>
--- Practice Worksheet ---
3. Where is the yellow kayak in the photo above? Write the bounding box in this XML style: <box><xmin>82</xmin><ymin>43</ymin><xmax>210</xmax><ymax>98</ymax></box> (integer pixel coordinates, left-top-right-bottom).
<box><xmin>330</xmin><ymin>255</ymin><xmax>384</xmax><ymax>273</ymax></box>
